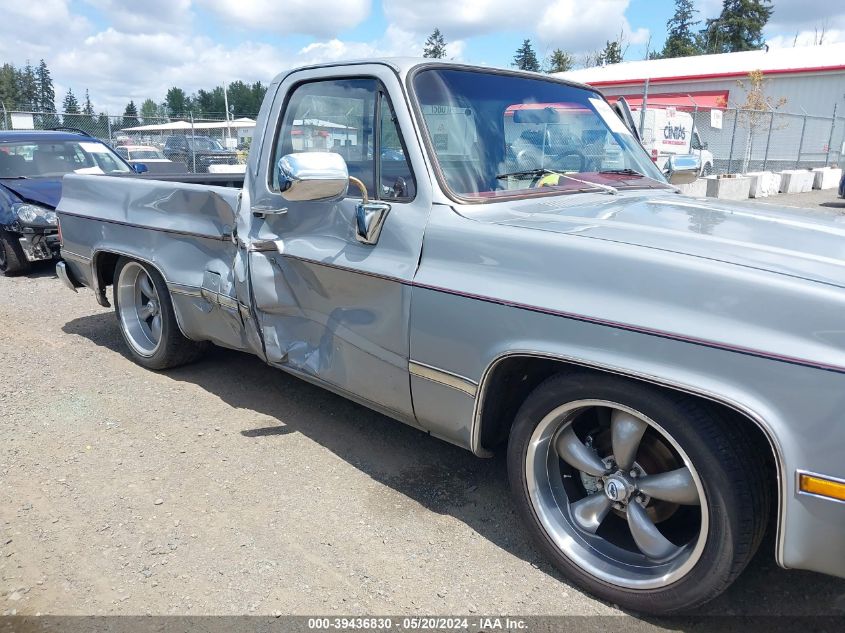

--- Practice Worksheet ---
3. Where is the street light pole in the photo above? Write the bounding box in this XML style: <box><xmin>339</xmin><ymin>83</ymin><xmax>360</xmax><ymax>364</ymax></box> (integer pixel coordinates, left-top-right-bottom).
<box><xmin>222</xmin><ymin>82</ymin><xmax>231</xmax><ymax>144</ymax></box>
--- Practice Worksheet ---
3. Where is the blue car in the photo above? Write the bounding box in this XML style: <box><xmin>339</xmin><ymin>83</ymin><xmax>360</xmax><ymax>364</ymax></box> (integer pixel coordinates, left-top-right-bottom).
<box><xmin>0</xmin><ymin>130</ymin><xmax>134</xmax><ymax>275</ymax></box>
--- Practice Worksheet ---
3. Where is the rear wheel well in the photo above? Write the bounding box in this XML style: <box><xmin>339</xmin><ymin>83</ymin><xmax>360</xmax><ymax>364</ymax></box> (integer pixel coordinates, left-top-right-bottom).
<box><xmin>477</xmin><ymin>355</ymin><xmax>777</xmax><ymax>507</ymax></box>
<box><xmin>94</xmin><ymin>251</ymin><xmax>120</xmax><ymax>294</ymax></box>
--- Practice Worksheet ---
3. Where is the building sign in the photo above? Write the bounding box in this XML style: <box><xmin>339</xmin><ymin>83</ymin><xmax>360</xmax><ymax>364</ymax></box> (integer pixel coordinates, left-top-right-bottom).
<box><xmin>710</xmin><ymin>109</ymin><xmax>723</xmax><ymax>130</ymax></box>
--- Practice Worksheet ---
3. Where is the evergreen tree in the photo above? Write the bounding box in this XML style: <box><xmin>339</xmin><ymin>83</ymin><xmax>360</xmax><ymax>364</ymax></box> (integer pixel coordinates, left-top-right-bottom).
<box><xmin>83</xmin><ymin>89</ymin><xmax>94</xmax><ymax>117</ymax></box>
<box><xmin>546</xmin><ymin>49</ymin><xmax>575</xmax><ymax>73</ymax></box>
<box><xmin>513</xmin><ymin>39</ymin><xmax>540</xmax><ymax>72</ymax></box>
<box><xmin>123</xmin><ymin>100</ymin><xmax>138</xmax><ymax>120</ymax></box>
<box><xmin>62</xmin><ymin>88</ymin><xmax>80</xmax><ymax>114</ymax></box>
<box><xmin>19</xmin><ymin>62</ymin><xmax>38</xmax><ymax>111</ymax></box>
<box><xmin>701</xmin><ymin>0</ymin><xmax>773</xmax><ymax>53</ymax></box>
<box><xmin>139</xmin><ymin>98</ymin><xmax>159</xmax><ymax>123</ymax></box>
<box><xmin>36</xmin><ymin>59</ymin><xmax>56</xmax><ymax>113</ymax></box>
<box><xmin>0</xmin><ymin>64</ymin><xmax>19</xmax><ymax>113</ymax></box>
<box><xmin>423</xmin><ymin>28</ymin><xmax>448</xmax><ymax>59</ymax></box>
<box><xmin>600</xmin><ymin>39</ymin><xmax>624</xmax><ymax>64</ymax></box>
<box><xmin>661</xmin><ymin>0</ymin><xmax>701</xmax><ymax>58</ymax></box>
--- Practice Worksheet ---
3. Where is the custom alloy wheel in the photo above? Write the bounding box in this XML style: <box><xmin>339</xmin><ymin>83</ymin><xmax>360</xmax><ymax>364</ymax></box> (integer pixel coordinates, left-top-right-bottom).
<box><xmin>526</xmin><ymin>400</ymin><xmax>707</xmax><ymax>589</ymax></box>
<box><xmin>508</xmin><ymin>372</ymin><xmax>769</xmax><ymax>614</ymax></box>
<box><xmin>113</xmin><ymin>257</ymin><xmax>207</xmax><ymax>370</ymax></box>
<box><xmin>116</xmin><ymin>260</ymin><xmax>163</xmax><ymax>358</ymax></box>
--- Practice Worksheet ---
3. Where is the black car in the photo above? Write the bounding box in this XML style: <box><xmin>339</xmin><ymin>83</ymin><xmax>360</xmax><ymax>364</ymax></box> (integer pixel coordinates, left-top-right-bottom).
<box><xmin>163</xmin><ymin>135</ymin><xmax>239</xmax><ymax>173</ymax></box>
<box><xmin>0</xmin><ymin>130</ymin><xmax>134</xmax><ymax>275</ymax></box>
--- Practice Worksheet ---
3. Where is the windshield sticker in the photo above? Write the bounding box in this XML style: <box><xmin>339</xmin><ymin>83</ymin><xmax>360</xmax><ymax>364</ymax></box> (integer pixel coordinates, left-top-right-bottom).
<box><xmin>588</xmin><ymin>98</ymin><xmax>632</xmax><ymax>136</ymax></box>
<box><xmin>80</xmin><ymin>142</ymin><xmax>111</xmax><ymax>153</ymax></box>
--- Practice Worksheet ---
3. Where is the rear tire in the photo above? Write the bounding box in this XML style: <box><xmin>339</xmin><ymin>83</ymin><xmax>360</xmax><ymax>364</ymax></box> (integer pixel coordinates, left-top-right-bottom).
<box><xmin>113</xmin><ymin>257</ymin><xmax>207</xmax><ymax>370</ymax></box>
<box><xmin>702</xmin><ymin>163</ymin><xmax>713</xmax><ymax>177</ymax></box>
<box><xmin>0</xmin><ymin>230</ymin><xmax>31</xmax><ymax>276</ymax></box>
<box><xmin>507</xmin><ymin>371</ymin><xmax>769</xmax><ymax>614</ymax></box>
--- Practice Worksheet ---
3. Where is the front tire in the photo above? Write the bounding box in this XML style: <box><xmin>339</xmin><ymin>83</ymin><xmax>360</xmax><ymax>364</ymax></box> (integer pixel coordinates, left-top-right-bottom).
<box><xmin>507</xmin><ymin>371</ymin><xmax>769</xmax><ymax>614</ymax></box>
<box><xmin>113</xmin><ymin>257</ymin><xmax>207</xmax><ymax>370</ymax></box>
<box><xmin>0</xmin><ymin>230</ymin><xmax>31</xmax><ymax>276</ymax></box>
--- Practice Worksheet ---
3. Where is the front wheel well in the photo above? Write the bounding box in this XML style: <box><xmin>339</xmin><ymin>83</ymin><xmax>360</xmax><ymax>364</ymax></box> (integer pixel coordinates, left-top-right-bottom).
<box><xmin>476</xmin><ymin>356</ymin><xmax>777</xmax><ymax>491</ymax></box>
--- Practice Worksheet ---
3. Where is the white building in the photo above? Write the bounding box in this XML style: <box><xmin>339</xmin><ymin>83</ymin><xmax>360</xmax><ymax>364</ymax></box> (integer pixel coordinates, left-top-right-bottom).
<box><xmin>556</xmin><ymin>43</ymin><xmax>845</xmax><ymax>118</ymax></box>
<box><xmin>557</xmin><ymin>43</ymin><xmax>845</xmax><ymax>172</ymax></box>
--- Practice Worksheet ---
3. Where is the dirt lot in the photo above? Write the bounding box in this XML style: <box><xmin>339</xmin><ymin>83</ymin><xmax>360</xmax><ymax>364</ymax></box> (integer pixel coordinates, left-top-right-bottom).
<box><xmin>1</xmin><ymin>260</ymin><xmax>845</xmax><ymax>621</ymax></box>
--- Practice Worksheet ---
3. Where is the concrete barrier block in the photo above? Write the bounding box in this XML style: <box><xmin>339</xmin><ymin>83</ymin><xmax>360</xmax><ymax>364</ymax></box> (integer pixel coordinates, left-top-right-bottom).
<box><xmin>706</xmin><ymin>175</ymin><xmax>752</xmax><ymax>200</ymax></box>
<box><xmin>812</xmin><ymin>167</ymin><xmax>843</xmax><ymax>190</ymax></box>
<box><xmin>779</xmin><ymin>170</ymin><xmax>815</xmax><ymax>193</ymax></box>
<box><xmin>677</xmin><ymin>178</ymin><xmax>708</xmax><ymax>197</ymax></box>
<box><xmin>746</xmin><ymin>171</ymin><xmax>780</xmax><ymax>198</ymax></box>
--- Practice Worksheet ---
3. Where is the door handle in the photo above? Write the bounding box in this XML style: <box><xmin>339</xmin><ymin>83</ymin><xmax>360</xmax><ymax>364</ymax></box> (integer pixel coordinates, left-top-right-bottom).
<box><xmin>252</xmin><ymin>205</ymin><xmax>287</xmax><ymax>218</ymax></box>
<box><xmin>355</xmin><ymin>201</ymin><xmax>391</xmax><ymax>245</ymax></box>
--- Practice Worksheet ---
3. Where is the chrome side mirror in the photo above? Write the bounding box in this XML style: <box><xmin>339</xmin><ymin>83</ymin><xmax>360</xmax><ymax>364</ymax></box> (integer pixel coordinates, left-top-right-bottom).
<box><xmin>665</xmin><ymin>154</ymin><xmax>701</xmax><ymax>185</ymax></box>
<box><xmin>277</xmin><ymin>152</ymin><xmax>349</xmax><ymax>201</ymax></box>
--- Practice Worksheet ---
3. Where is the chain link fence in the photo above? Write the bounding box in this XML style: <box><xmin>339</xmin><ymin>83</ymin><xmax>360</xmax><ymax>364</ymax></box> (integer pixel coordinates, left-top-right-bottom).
<box><xmin>638</xmin><ymin>98</ymin><xmax>844</xmax><ymax>176</ymax></box>
<box><xmin>0</xmin><ymin>110</ymin><xmax>254</xmax><ymax>173</ymax></box>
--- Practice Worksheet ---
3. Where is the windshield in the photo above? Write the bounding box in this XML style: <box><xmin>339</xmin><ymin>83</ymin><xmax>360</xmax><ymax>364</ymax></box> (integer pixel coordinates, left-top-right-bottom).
<box><xmin>189</xmin><ymin>137</ymin><xmax>224</xmax><ymax>151</ymax></box>
<box><xmin>412</xmin><ymin>68</ymin><xmax>667</xmax><ymax>199</ymax></box>
<box><xmin>129</xmin><ymin>149</ymin><xmax>165</xmax><ymax>160</ymax></box>
<box><xmin>0</xmin><ymin>139</ymin><xmax>131</xmax><ymax>178</ymax></box>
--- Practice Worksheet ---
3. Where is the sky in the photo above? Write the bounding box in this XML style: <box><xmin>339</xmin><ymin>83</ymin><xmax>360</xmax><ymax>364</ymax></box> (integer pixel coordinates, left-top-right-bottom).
<box><xmin>1</xmin><ymin>0</ymin><xmax>843</xmax><ymax>115</ymax></box>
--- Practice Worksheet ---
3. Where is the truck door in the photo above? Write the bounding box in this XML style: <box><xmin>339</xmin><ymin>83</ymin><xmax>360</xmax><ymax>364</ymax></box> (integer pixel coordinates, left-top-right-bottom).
<box><xmin>243</xmin><ymin>66</ymin><xmax>431</xmax><ymax>425</ymax></box>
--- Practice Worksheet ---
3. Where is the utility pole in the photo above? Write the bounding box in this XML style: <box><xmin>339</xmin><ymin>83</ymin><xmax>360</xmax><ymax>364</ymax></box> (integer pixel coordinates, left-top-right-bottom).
<box><xmin>222</xmin><ymin>82</ymin><xmax>231</xmax><ymax>144</ymax></box>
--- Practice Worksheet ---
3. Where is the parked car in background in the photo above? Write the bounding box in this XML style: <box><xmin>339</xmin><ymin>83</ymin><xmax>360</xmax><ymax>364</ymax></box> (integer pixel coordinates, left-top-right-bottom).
<box><xmin>163</xmin><ymin>135</ymin><xmax>239</xmax><ymax>173</ymax></box>
<box><xmin>115</xmin><ymin>144</ymin><xmax>171</xmax><ymax>164</ymax></box>
<box><xmin>633</xmin><ymin>107</ymin><xmax>714</xmax><ymax>176</ymax></box>
<box><xmin>56</xmin><ymin>59</ymin><xmax>845</xmax><ymax>614</ymax></box>
<box><xmin>839</xmin><ymin>169</ymin><xmax>845</xmax><ymax>197</ymax></box>
<box><xmin>0</xmin><ymin>130</ymin><xmax>133</xmax><ymax>275</ymax></box>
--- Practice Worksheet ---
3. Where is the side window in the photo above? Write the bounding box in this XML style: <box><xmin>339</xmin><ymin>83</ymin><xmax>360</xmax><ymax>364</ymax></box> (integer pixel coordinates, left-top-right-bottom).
<box><xmin>272</xmin><ymin>78</ymin><xmax>416</xmax><ymax>201</ymax></box>
<box><xmin>274</xmin><ymin>78</ymin><xmax>377</xmax><ymax>196</ymax></box>
<box><xmin>378</xmin><ymin>94</ymin><xmax>416</xmax><ymax>201</ymax></box>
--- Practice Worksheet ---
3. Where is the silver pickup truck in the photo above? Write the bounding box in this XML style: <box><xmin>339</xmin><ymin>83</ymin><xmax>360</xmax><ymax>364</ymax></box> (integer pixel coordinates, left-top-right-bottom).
<box><xmin>55</xmin><ymin>59</ymin><xmax>845</xmax><ymax>614</ymax></box>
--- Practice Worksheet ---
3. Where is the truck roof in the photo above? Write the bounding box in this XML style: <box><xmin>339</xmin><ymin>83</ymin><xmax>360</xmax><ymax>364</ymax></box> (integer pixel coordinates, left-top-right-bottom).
<box><xmin>0</xmin><ymin>130</ymin><xmax>102</xmax><ymax>143</ymax></box>
<box><xmin>270</xmin><ymin>58</ymin><xmax>595</xmax><ymax>93</ymax></box>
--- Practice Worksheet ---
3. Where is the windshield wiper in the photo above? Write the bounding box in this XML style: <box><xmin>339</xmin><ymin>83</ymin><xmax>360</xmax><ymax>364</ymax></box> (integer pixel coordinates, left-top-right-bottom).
<box><xmin>496</xmin><ymin>168</ymin><xmax>617</xmax><ymax>195</ymax></box>
<box><xmin>598</xmin><ymin>168</ymin><xmax>645</xmax><ymax>177</ymax></box>
<box><xmin>0</xmin><ymin>176</ymin><xmax>28</xmax><ymax>179</ymax></box>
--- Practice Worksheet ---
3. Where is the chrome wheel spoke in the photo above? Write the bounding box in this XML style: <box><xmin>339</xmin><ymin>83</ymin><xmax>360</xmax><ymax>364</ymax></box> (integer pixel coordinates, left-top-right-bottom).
<box><xmin>626</xmin><ymin>501</ymin><xmax>681</xmax><ymax>562</ymax></box>
<box><xmin>610</xmin><ymin>409</ymin><xmax>647</xmax><ymax>471</ymax></box>
<box><xmin>637</xmin><ymin>467</ymin><xmax>700</xmax><ymax>506</ymax></box>
<box><xmin>150</xmin><ymin>314</ymin><xmax>162</xmax><ymax>342</ymax></box>
<box><xmin>138</xmin><ymin>272</ymin><xmax>155</xmax><ymax>299</ymax></box>
<box><xmin>570</xmin><ymin>493</ymin><xmax>613</xmax><ymax>534</ymax></box>
<box><xmin>554</xmin><ymin>427</ymin><xmax>608</xmax><ymax>477</ymax></box>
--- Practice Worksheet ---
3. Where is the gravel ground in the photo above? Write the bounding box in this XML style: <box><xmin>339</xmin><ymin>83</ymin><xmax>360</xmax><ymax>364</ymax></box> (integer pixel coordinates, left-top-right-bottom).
<box><xmin>1</xmin><ymin>255</ymin><xmax>845</xmax><ymax>621</ymax></box>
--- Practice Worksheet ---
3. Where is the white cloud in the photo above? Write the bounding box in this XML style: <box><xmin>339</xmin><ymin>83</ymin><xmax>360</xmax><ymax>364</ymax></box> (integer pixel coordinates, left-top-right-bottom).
<box><xmin>197</xmin><ymin>0</ymin><xmax>372</xmax><ymax>37</ymax></box>
<box><xmin>384</xmin><ymin>0</ymin><xmax>642</xmax><ymax>56</ymax></box>
<box><xmin>83</xmin><ymin>0</ymin><xmax>193</xmax><ymax>33</ymax></box>
<box><xmin>0</xmin><ymin>0</ymin><xmax>90</xmax><ymax>62</ymax></box>
<box><xmin>765</xmin><ymin>29</ymin><xmax>845</xmax><ymax>49</ymax></box>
